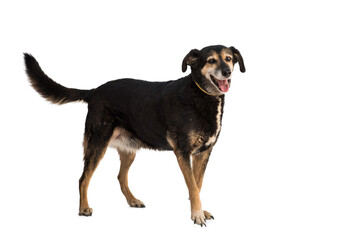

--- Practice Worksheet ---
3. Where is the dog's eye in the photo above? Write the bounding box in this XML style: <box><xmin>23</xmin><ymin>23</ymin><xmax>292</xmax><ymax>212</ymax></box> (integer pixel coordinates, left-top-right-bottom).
<box><xmin>207</xmin><ymin>58</ymin><xmax>217</xmax><ymax>64</ymax></box>
<box><xmin>225</xmin><ymin>56</ymin><xmax>232</xmax><ymax>62</ymax></box>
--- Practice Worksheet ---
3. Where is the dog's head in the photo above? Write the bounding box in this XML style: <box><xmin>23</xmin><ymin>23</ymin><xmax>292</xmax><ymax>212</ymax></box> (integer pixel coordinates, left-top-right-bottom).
<box><xmin>182</xmin><ymin>45</ymin><xmax>245</xmax><ymax>95</ymax></box>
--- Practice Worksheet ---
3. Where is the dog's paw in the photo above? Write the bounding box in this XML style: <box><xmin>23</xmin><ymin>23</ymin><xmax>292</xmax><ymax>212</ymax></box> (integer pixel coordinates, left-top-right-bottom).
<box><xmin>192</xmin><ymin>210</ymin><xmax>206</xmax><ymax>227</ymax></box>
<box><xmin>79</xmin><ymin>208</ymin><xmax>93</xmax><ymax>216</ymax></box>
<box><xmin>128</xmin><ymin>199</ymin><xmax>145</xmax><ymax>208</ymax></box>
<box><xmin>203</xmin><ymin>210</ymin><xmax>214</xmax><ymax>220</ymax></box>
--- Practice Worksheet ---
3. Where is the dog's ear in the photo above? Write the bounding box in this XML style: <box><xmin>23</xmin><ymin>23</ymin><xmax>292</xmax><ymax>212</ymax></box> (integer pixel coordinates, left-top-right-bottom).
<box><xmin>182</xmin><ymin>49</ymin><xmax>200</xmax><ymax>72</ymax></box>
<box><xmin>230</xmin><ymin>47</ymin><xmax>246</xmax><ymax>73</ymax></box>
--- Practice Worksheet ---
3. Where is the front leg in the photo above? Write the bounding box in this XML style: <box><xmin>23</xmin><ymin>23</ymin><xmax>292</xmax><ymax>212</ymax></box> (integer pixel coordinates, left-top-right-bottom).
<box><xmin>192</xmin><ymin>147</ymin><xmax>214</xmax><ymax>221</ymax></box>
<box><xmin>174</xmin><ymin>150</ymin><xmax>206</xmax><ymax>226</ymax></box>
<box><xmin>192</xmin><ymin>147</ymin><xmax>212</xmax><ymax>192</ymax></box>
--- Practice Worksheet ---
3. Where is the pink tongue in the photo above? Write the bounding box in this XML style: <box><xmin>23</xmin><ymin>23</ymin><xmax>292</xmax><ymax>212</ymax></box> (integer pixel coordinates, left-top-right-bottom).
<box><xmin>217</xmin><ymin>79</ymin><xmax>229</xmax><ymax>92</ymax></box>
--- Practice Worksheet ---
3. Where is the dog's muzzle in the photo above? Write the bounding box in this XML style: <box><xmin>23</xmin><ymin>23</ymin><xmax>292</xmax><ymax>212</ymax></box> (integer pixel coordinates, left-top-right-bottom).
<box><xmin>210</xmin><ymin>75</ymin><xmax>231</xmax><ymax>93</ymax></box>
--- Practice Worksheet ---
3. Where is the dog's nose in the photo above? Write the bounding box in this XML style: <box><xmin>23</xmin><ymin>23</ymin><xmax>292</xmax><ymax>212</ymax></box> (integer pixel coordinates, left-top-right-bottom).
<box><xmin>222</xmin><ymin>69</ymin><xmax>231</xmax><ymax>78</ymax></box>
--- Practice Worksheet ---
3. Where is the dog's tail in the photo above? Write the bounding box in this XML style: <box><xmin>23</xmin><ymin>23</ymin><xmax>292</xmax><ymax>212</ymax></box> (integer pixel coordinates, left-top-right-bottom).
<box><xmin>24</xmin><ymin>53</ymin><xmax>94</xmax><ymax>104</ymax></box>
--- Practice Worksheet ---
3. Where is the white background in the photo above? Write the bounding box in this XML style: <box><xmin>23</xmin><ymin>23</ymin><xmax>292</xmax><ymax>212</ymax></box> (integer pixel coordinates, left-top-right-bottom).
<box><xmin>0</xmin><ymin>0</ymin><xmax>358</xmax><ymax>239</ymax></box>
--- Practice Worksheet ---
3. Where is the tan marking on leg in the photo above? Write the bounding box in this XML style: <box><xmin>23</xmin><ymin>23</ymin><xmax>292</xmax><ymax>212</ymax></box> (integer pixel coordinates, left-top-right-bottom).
<box><xmin>117</xmin><ymin>150</ymin><xmax>145</xmax><ymax>208</ymax></box>
<box><xmin>192</xmin><ymin>146</ymin><xmax>212</xmax><ymax>192</ymax></box>
<box><xmin>173</xmin><ymin>149</ymin><xmax>205</xmax><ymax>225</ymax></box>
<box><xmin>168</xmin><ymin>133</ymin><xmax>212</xmax><ymax>225</ymax></box>
<box><xmin>79</xmin><ymin>163</ymin><xmax>106</xmax><ymax>215</ymax></box>
<box><xmin>79</xmin><ymin>133</ymin><xmax>110</xmax><ymax>216</ymax></box>
<box><xmin>192</xmin><ymin>147</ymin><xmax>215</xmax><ymax>222</ymax></box>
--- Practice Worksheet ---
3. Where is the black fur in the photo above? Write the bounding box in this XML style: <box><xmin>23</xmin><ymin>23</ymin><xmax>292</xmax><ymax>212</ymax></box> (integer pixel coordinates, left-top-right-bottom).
<box><xmin>24</xmin><ymin>54</ymin><xmax>93</xmax><ymax>104</ymax></box>
<box><xmin>24</xmin><ymin>46</ymin><xmax>245</xmax><ymax>153</ymax></box>
<box><xmin>24</xmin><ymin>45</ymin><xmax>245</xmax><ymax>223</ymax></box>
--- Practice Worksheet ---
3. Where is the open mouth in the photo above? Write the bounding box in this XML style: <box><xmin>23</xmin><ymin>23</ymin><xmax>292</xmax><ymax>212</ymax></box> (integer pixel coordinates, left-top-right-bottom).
<box><xmin>210</xmin><ymin>75</ymin><xmax>231</xmax><ymax>93</ymax></box>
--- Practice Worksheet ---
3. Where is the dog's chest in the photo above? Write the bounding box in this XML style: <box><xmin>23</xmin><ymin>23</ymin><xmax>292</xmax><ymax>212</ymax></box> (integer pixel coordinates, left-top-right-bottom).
<box><xmin>191</xmin><ymin>97</ymin><xmax>223</xmax><ymax>153</ymax></box>
<box><xmin>205</xmin><ymin>97</ymin><xmax>223</xmax><ymax>146</ymax></box>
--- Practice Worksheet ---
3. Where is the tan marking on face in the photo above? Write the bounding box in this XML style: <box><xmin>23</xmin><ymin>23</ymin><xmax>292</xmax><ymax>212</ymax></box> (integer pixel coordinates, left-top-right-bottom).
<box><xmin>221</xmin><ymin>48</ymin><xmax>234</xmax><ymax>71</ymax></box>
<box><xmin>201</xmin><ymin>51</ymin><xmax>219</xmax><ymax>77</ymax></box>
<box><xmin>198</xmin><ymin>50</ymin><xmax>230</xmax><ymax>96</ymax></box>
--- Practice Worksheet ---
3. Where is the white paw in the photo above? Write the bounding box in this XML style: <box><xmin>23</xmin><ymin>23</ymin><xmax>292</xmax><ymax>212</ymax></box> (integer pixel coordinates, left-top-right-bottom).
<box><xmin>191</xmin><ymin>210</ymin><xmax>206</xmax><ymax>227</ymax></box>
<box><xmin>128</xmin><ymin>199</ymin><xmax>145</xmax><ymax>208</ymax></box>
<box><xmin>203</xmin><ymin>210</ymin><xmax>214</xmax><ymax>220</ymax></box>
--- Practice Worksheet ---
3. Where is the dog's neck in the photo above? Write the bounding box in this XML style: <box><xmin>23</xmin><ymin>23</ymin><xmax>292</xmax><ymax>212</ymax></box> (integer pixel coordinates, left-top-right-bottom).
<box><xmin>193</xmin><ymin>79</ymin><xmax>218</xmax><ymax>96</ymax></box>
<box><xmin>190</xmin><ymin>73</ymin><xmax>224</xmax><ymax>97</ymax></box>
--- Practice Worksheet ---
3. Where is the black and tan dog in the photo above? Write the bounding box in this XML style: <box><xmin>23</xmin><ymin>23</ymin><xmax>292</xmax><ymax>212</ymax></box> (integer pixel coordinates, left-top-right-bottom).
<box><xmin>24</xmin><ymin>45</ymin><xmax>245</xmax><ymax>226</ymax></box>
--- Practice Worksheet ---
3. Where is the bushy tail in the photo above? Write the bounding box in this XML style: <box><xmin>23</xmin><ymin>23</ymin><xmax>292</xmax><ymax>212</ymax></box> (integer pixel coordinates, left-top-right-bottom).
<box><xmin>24</xmin><ymin>53</ymin><xmax>93</xmax><ymax>104</ymax></box>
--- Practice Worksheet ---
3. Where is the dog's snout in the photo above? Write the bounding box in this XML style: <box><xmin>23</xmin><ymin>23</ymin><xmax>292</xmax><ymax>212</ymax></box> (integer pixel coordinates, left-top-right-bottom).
<box><xmin>222</xmin><ymin>69</ymin><xmax>231</xmax><ymax>78</ymax></box>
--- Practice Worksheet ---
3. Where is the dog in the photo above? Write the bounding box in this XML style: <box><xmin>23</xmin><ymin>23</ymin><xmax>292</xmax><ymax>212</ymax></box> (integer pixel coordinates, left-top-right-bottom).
<box><xmin>24</xmin><ymin>45</ymin><xmax>245</xmax><ymax>226</ymax></box>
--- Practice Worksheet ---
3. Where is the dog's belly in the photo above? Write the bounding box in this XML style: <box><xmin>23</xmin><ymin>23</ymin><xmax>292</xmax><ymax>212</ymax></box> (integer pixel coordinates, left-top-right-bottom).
<box><xmin>109</xmin><ymin>127</ymin><xmax>144</xmax><ymax>153</ymax></box>
<box><xmin>109</xmin><ymin>127</ymin><xmax>147</xmax><ymax>153</ymax></box>
<box><xmin>109</xmin><ymin>127</ymin><xmax>172</xmax><ymax>153</ymax></box>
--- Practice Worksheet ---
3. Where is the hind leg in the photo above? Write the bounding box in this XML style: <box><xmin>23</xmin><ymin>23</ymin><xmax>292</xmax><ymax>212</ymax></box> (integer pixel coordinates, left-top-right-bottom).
<box><xmin>79</xmin><ymin>119</ymin><xmax>113</xmax><ymax>216</ymax></box>
<box><xmin>117</xmin><ymin>150</ymin><xmax>145</xmax><ymax>208</ymax></box>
